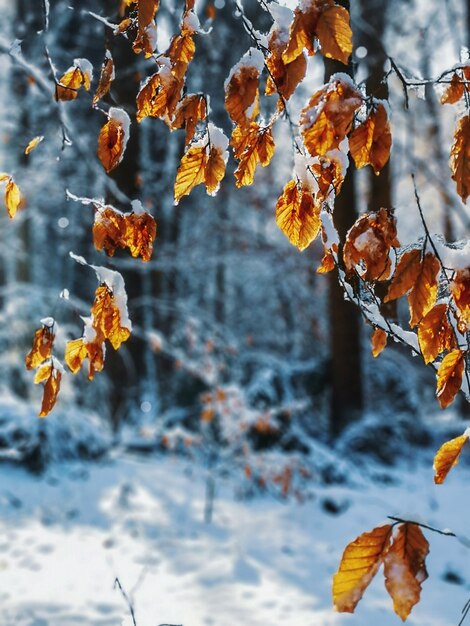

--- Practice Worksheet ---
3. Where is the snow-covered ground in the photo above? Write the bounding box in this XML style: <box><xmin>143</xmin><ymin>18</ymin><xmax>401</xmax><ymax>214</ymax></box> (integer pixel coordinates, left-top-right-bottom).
<box><xmin>1</xmin><ymin>449</ymin><xmax>470</xmax><ymax>626</ymax></box>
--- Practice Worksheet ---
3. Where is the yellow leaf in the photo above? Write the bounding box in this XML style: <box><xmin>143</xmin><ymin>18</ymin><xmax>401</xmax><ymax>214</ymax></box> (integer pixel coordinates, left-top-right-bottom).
<box><xmin>26</xmin><ymin>326</ymin><xmax>55</xmax><ymax>370</ymax></box>
<box><xmin>349</xmin><ymin>104</ymin><xmax>392</xmax><ymax>174</ymax></box>
<box><xmin>93</xmin><ymin>53</ymin><xmax>114</xmax><ymax>106</ymax></box>
<box><xmin>316</xmin><ymin>4</ymin><xmax>352</xmax><ymax>65</ymax></box>
<box><xmin>436</xmin><ymin>349</ymin><xmax>465</xmax><ymax>409</ymax></box>
<box><xmin>384</xmin><ymin>249</ymin><xmax>422</xmax><ymax>303</ymax></box>
<box><xmin>65</xmin><ymin>338</ymin><xmax>105</xmax><ymax>381</ymax></box>
<box><xmin>316</xmin><ymin>249</ymin><xmax>335</xmax><ymax>273</ymax></box>
<box><xmin>371</xmin><ymin>328</ymin><xmax>387</xmax><ymax>358</ymax></box>
<box><xmin>275</xmin><ymin>179</ymin><xmax>321</xmax><ymax>251</ymax></box>
<box><xmin>417</xmin><ymin>304</ymin><xmax>455</xmax><ymax>365</ymax></box>
<box><xmin>265</xmin><ymin>28</ymin><xmax>306</xmax><ymax>100</ymax></box>
<box><xmin>91</xmin><ymin>285</ymin><xmax>131</xmax><ymax>350</ymax></box>
<box><xmin>171</xmin><ymin>94</ymin><xmax>207</xmax><ymax>146</ymax></box>
<box><xmin>167</xmin><ymin>31</ymin><xmax>196</xmax><ymax>79</ymax></box>
<box><xmin>433</xmin><ymin>433</ymin><xmax>469</xmax><ymax>484</ymax></box>
<box><xmin>5</xmin><ymin>179</ymin><xmax>21</xmax><ymax>219</ymax></box>
<box><xmin>97</xmin><ymin>109</ymin><xmax>129</xmax><ymax>173</ymax></box>
<box><xmin>451</xmin><ymin>268</ymin><xmax>470</xmax><ymax>326</ymax></box>
<box><xmin>123</xmin><ymin>211</ymin><xmax>157</xmax><ymax>262</ymax></box>
<box><xmin>231</xmin><ymin>124</ymin><xmax>275</xmax><ymax>188</ymax></box>
<box><xmin>34</xmin><ymin>363</ymin><xmax>62</xmax><ymax>418</ymax></box>
<box><xmin>24</xmin><ymin>135</ymin><xmax>44</xmax><ymax>155</ymax></box>
<box><xmin>205</xmin><ymin>146</ymin><xmax>226</xmax><ymax>195</ymax></box>
<box><xmin>174</xmin><ymin>144</ymin><xmax>208</xmax><ymax>203</ymax></box>
<box><xmin>450</xmin><ymin>114</ymin><xmax>470</xmax><ymax>203</ymax></box>
<box><xmin>225</xmin><ymin>62</ymin><xmax>261</xmax><ymax>127</ymax></box>
<box><xmin>408</xmin><ymin>253</ymin><xmax>440</xmax><ymax>327</ymax></box>
<box><xmin>333</xmin><ymin>524</ymin><xmax>392</xmax><ymax>613</ymax></box>
<box><xmin>383</xmin><ymin>523</ymin><xmax>429</xmax><ymax>621</ymax></box>
<box><xmin>93</xmin><ymin>207</ymin><xmax>126</xmax><ymax>258</ymax></box>
<box><xmin>282</xmin><ymin>4</ymin><xmax>318</xmax><ymax>64</ymax></box>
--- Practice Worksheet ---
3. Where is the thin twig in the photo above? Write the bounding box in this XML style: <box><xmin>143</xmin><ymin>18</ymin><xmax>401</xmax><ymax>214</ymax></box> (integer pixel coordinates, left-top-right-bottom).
<box><xmin>387</xmin><ymin>516</ymin><xmax>456</xmax><ymax>537</ymax></box>
<box><xmin>114</xmin><ymin>577</ymin><xmax>137</xmax><ymax>626</ymax></box>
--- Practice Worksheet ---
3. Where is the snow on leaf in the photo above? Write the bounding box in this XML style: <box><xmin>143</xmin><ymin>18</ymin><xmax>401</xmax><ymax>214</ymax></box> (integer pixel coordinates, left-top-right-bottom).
<box><xmin>417</xmin><ymin>304</ymin><xmax>455</xmax><ymax>365</ymax></box>
<box><xmin>451</xmin><ymin>268</ymin><xmax>470</xmax><ymax>326</ymax></box>
<box><xmin>349</xmin><ymin>103</ymin><xmax>391</xmax><ymax>174</ymax></box>
<box><xmin>26</xmin><ymin>326</ymin><xmax>55</xmax><ymax>370</ymax></box>
<box><xmin>433</xmin><ymin>433</ymin><xmax>469</xmax><ymax>484</ymax></box>
<box><xmin>440</xmin><ymin>72</ymin><xmax>465</xmax><ymax>105</ymax></box>
<box><xmin>97</xmin><ymin>108</ymin><xmax>130</xmax><ymax>173</ymax></box>
<box><xmin>91</xmin><ymin>285</ymin><xmax>131</xmax><ymax>351</ymax></box>
<box><xmin>231</xmin><ymin>123</ymin><xmax>275</xmax><ymax>188</ymax></box>
<box><xmin>276</xmin><ymin>179</ymin><xmax>321</xmax><ymax>251</ymax></box>
<box><xmin>171</xmin><ymin>94</ymin><xmax>207</xmax><ymax>145</ymax></box>
<box><xmin>225</xmin><ymin>49</ymin><xmax>264</xmax><ymax>127</ymax></box>
<box><xmin>450</xmin><ymin>114</ymin><xmax>470</xmax><ymax>203</ymax></box>
<box><xmin>436</xmin><ymin>349</ymin><xmax>465</xmax><ymax>409</ymax></box>
<box><xmin>383</xmin><ymin>523</ymin><xmax>429</xmax><ymax>621</ymax></box>
<box><xmin>333</xmin><ymin>523</ymin><xmax>393</xmax><ymax>613</ymax></box>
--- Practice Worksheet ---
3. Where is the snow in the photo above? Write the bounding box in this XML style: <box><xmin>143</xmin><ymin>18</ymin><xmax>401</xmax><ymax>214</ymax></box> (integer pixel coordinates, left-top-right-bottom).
<box><xmin>183</xmin><ymin>10</ymin><xmax>201</xmax><ymax>34</ymax></box>
<box><xmin>2</xmin><ymin>446</ymin><xmax>470</xmax><ymax>626</ymax></box>
<box><xmin>74</xmin><ymin>58</ymin><xmax>93</xmax><ymax>84</ymax></box>
<box><xmin>208</xmin><ymin>123</ymin><xmax>229</xmax><ymax>160</ymax></box>
<box><xmin>224</xmin><ymin>48</ymin><xmax>265</xmax><ymax>91</ymax></box>
<box><xmin>108</xmin><ymin>107</ymin><xmax>131</xmax><ymax>168</ymax></box>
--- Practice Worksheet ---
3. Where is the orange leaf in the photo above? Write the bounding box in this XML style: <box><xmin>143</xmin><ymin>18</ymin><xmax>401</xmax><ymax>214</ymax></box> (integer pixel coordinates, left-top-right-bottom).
<box><xmin>171</xmin><ymin>94</ymin><xmax>207</xmax><ymax>145</ymax></box>
<box><xmin>441</xmin><ymin>72</ymin><xmax>465</xmax><ymax>105</ymax></box>
<box><xmin>138</xmin><ymin>0</ymin><xmax>159</xmax><ymax>32</ymax></box>
<box><xmin>383</xmin><ymin>523</ymin><xmax>429</xmax><ymax>621</ymax></box>
<box><xmin>276</xmin><ymin>179</ymin><xmax>321</xmax><ymax>251</ymax></box>
<box><xmin>55</xmin><ymin>61</ymin><xmax>92</xmax><ymax>101</ymax></box>
<box><xmin>349</xmin><ymin>103</ymin><xmax>392</xmax><ymax>174</ymax></box>
<box><xmin>450</xmin><ymin>115</ymin><xmax>470</xmax><ymax>203</ymax></box>
<box><xmin>91</xmin><ymin>285</ymin><xmax>131</xmax><ymax>350</ymax></box>
<box><xmin>24</xmin><ymin>135</ymin><xmax>44</xmax><ymax>155</ymax></box>
<box><xmin>408</xmin><ymin>253</ymin><xmax>440</xmax><ymax>327</ymax></box>
<box><xmin>384</xmin><ymin>249</ymin><xmax>422</xmax><ymax>302</ymax></box>
<box><xmin>34</xmin><ymin>363</ymin><xmax>62</xmax><ymax>418</ymax></box>
<box><xmin>266</xmin><ymin>27</ymin><xmax>306</xmax><ymax>100</ymax></box>
<box><xmin>26</xmin><ymin>326</ymin><xmax>55</xmax><ymax>370</ymax></box>
<box><xmin>174</xmin><ymin>144</ymin><xmax>208</xmax><ymax>203</ymax></box>
<box><xmin>123</xmin><ymin>211</ymin><xmax>157</xmax><ymax>262</ymax></box>
<box><xmin>167</xmin><ymin>32</ymin><xmax>196</xmax><ymax>79</ymax></box>
<box><xmin>93</xmin><ymin>52</ymin><xmax>115</xmax><ymax>106</ymax></box>
<box><xmin>231</xmin><ymin>124</ymin><xmax>275</xmax><ymax>188</ymax></box>
<box><xmin>436</xmin><ymin>349</ymin><xmax>465</xmax><ymax>409</ymax></box>
<box><xmin>93</xmin><ymin>207</ymin><xmax>125</xmax><ymax>257</ymax></box>
<box><xmin>333</xmin><ymin>524</ymin><xmax>392</xmax><ymax>613</ymax></box>
<box><xmin>65</xmin><ymin>338</ymin><xmax>105</xmax><ymax>381</ymax></box>
<box><xmin>97</xmin><ymin>108</ymin><xmax>130</xmax><ymax>173</ymax></box>
<box><xmin>225</xmin><ymin>52</ymin><xmax>263</xmax><ymax>126</ymax></box>
<box><xmin>316</xmin><ymin>249</ymin><xmax>335</xmax><ymax>273</ymax></box>
<box><xmin>282</xmin><ymin>4</ymin><xmax>319</xmax><ymax>64</ymax></box>
<box><xmin>205</xmin><ymin>146</ymin><xmax>227</xmax><ymax>195</ymax></box>
<box><xmin>451</xmin><ymin>268</ymin><xmax>470</xmax><ymax>326</ymax></box>
<box><xmin>316</xmin><ymin>4</ymin><xmax>352</xmax><ymax>65</ymax></box>
<box><xmin>5</xmin><ymin>179</ymin><xmax>21</xmax><ymax>219</ymax></box>
<box><xmin>418</xmin><ymin>304</ymin><xmax>455</xmax><ymax>365</ymax></box>
<box><xmin>433</xmin><ymin>433</ymin><xmax>469</xmax><ymax>484</ymax></box>
<box><xmin>371</xmin><ymin>328</ymin><xmax>387</xmax><ymax>358</ymax></box>
<box><xmin>133</xmin><ymin>22</ymin><xmax>158</xmax><ymax>56</ymax></box>
<box><xmin>136</xmin><ymin>70</ymin><xmax>182</xmax><ymax>122</ymax></box>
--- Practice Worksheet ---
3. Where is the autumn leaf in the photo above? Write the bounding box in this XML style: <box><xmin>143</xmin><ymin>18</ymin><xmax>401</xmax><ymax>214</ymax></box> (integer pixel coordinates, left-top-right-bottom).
<box><xmin>266</xmin><ymin>26</ymin><xmax>306</xmax><ymax>100</ymax></box>
<box><xmin>26</xmin><ymin>326</ymin><xmax>55</xmax><ymax>370</ymax></box>
<box><xmin>333</xmin><ymin>524</ymin><xmax>392</xmax><ymax>613</ymax></box>
<box><xmin>384</xmin><ymin>249</ymin><xmax>422</xmax><ymax>302</ymax></box>
<box><xmin>34</xmin><ymin>363</ymin><xmax>62</xmax><ymax>418</ymax></box>
<box><xmin>231</xmin><ymin>123</ymin><xmax>275</xmax><ymax>187</ymax></box>
<box><xmin>417</xmin><ymin>304</ymin><xmax>455</xmax><ymax>364</ymax></box>
<box><xmin>123</xmin><ymin>211</ymin><xmax>157</xmax><ymax>262</ymax></box>
<box><xmin>91</xmin><ymin>285</ymin><xmax>131</xmax><ymax>350</ymax></box>
<box><xmin>133</xmin><ymin>22</ymin><xmax>158</xmax><ymax>57</ymax></box>
<box><xmin>167</xmin><ymin>31</ymin><xmax>196</xmax><ymax>80</ymax></box>
<box><xmin>276</xmin><ymin>179</ymin><xmax>321</xmax><ymax>251</ymax></box>
<box><xmin>282</xmin><ymin>4</ymin><xmax>318</xmax><ymax>64</ymax></box>
<box><xmin>205</xmin><ymin>146</ymin><xmax>227</xmax><ymax>195</ymax></box>
<box><xmin>311</xmin><ymin>152</ymin><xmax>345</xmax><ymax>201</ymax></box>
<box><xmin>93</xmin><ymin>52</ymin><xmax>114</xmax><ymax>106</ymax></box>
<box><xmin>451</xmin><ymin>268</ymin><xmax>470</xmax><ymax>326</ymax></box>
<box><xmin>371</xmin><ymin>328</ymin><xmax>387</xmax><ymax>358</ymax></box>
<box><xmin>137</xmin><ymin>0</ymin><xmax>159</xmax><ymax>33</ymax></box>
<box><xmin>349</xmin><ymin>103</ymin><xmax>392</xmax><ymax>174</ymax></box>
<box><xmin>433</xmin><ymin>433</ymin><xmax>469</xmax><ymax>484</ymax></box>
<box><xmin>136</xmin><ymin>70</ymin><xmax>182</xmax><ymax>122</ymax></box>
<box><xmin>450</xmin><ymin>114</ymin><xmax>470</xmax><ymax>203</ymax></box>
<box><xmin>24</xmin><ymin>135</ymin><xmax>44</xmax><ymax>155</ymax></box>
<box><xmin>97</xmin><ymin>108</ymin><xmax>130</xmax><ymax>173</ymax></box>
<box><xmin>174</xmin><ymin>144</ymin><xmax>207</xmax><ymax>203</ymax></box>
<box><xmin>300</xmin><ymin>77</ymin><xmax>362</xmax><ymax>157</ymax></box>
<box><xmin>171</xmin><ymin>94</ymin><xmax>207</xmax><ymax>145</ymax></box>
<box><xmin>343</xmin><ymin>208</ymin><xmax>399</xmax><ymax>281</ymax></box>
<box><xmin>316</xmin><ymin>3</ymin><xmax>352</xmax><ymax>65</ymax></box>
<box><xmin>55</xmin><ymin>60</ymin><xmax>92</xmax><ymax>101</ymax></box>
<box><xmin>225</xmin><ymin>50</ymin><xmax>263</xmax><ymax>126</ymax></box>
<box><xmin>408</xmin><ymin>253</ymin><xmax>440</xmax><ymax>327</ymax></box>
<box><xmin>383</xmin><ymin>523</ymin><xmax>429</xmax><ymax>621</ymax></box>
<box><xmin>5</xmin><ymin>179</ymin><xmax>21</xmax><ymax>219</ymax></box>
<box><xmin>65</xmin><ymin>337</ymin><xmax>105</xmax><ymax>381</ymax></box>
<box><xmin>441</xmin><ymin>72</ymin><xmax>465</xmax><ymax>105</ymax></box>
<box><xmin>93</xmin><ymin>207</ymin><xmax>125</xmax><ymax>258</ymax></box>
<box><xmin>436</xmin><ymin>349</ymin><xmax>465</xmax><ymax>409</ymax></box>
<box><xmin>316</xmin><ymin>249</ymin><xmax>335</xmax><ymax>273</ymax></box>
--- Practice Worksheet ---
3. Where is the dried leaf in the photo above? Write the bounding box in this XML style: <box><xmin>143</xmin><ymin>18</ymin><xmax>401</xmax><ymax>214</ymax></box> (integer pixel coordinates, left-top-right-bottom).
<box><xmin>436</xmin><ymin>349</ymin><xmax>465</xmax><ymax>409</ymax></box>
<box><xmin>97</xmin><ymin>109</ymin><xmax>129</xmax><ymax>173</ymax></box>
<box><xmin>451</xmin><ymin>268</ymin><xmax>470</xmax><ymax>326</ymax></box>
<box><xmin>408</xmin><ymin>253</ymin><xmax>440</xmax><ymax>327</ymax></box>
<box><xmin>26</xmin><ymin>327</ymin><xmax>54</xmax><ymax>370</ymax></box>
<box><xmin>384</xmin><ymin>249</ymin><xmax>422</xmax><ymax>303</ymax></box>
<box><xmin>171</xmin><ymin>94</ymin><xmax>207</xmax><ymax>145</ymax></box>
<box><xmin>5</xmin><ymin>179</ymin><xmax>21</xmax><ymax>219</ymax></box>
<box><xmin>433</xmin><ymin>433</ymin><xmax>469</xmax><ymax>484</ymax></box>
<box><xmin>266</xmin><ymin>29</ymin><xmax>306</xmax><ymax>100</ymax></box>
<box><xmin>276</xmin><ymin>179</ymin><xmax>321</xmax><ymax>251</ymax></box>
<box><xmin>65</xmin><ymin>338</ymin><xmax>105</xmax><ymax>381</ymax></box>
<box><xmin>123</xmin><ymin>211</ymin><xmax>157</xmax><ymax>262</ymax></box>
<box><xmin>450</xmin><ymin>115</ymin><xmax>470</xmax><ymax>203</ymax></box>
<box><xmin>316</xmin><ymin>249</ymin><xmax>335</xmax><ymax>273</ymax></box>
<box><xmin>333</xmin><ymin>524</ymin><xmax>392</xmax><ymax>613</ymax></box>
<box><xmin>24</xmin><ymin>135</ymin><xmax>44</xmax><ymax>155</ymax></box>
<box><xmin>441</xmin><ymin>72</ymin><xmax>465</xmax><ymax>105</ymax></box>
<box><xmin>349</xmin><ymin>103</ymin><xmax>392</xmax><ymax>174</ymax></box>
<box><xmin>316</xmin><ymin>4</ymin><xmax>352</xmax><ymax>65</ymax></box>
<box><xmin>34</xmin><ymin>363</ymin><xmax>62</xmax><ymax>418</ymax></box>
<box><xmin>93</xmin><ymin>53</ymin><xmax>115</xmax><ymax>106</ymax></box>
<box><xmin>167</xmin><ymin>31</ymin><xmax>196</xmax><ymax>79</ymax></box>
<box><xmin>383</xmin><ymin>523</ymin><xmax>429</xmax><ymax>621</ymax></box>
<box><xmin>138</xmin><ymin>0</ymin><xmax>159</xmax><ymax>32</ymax></box>
<box><xmin>282</xmin><ymin>3</ymin><xmax>319</xmax><ymax>64</ymax></box>
<box><xmin>91</xmin><ymin>285</ymin><xmax>131</xmax><ymax>350</ymax></box>
<box><xmin>55</xmin><ymin>62</ymin><xmax>92</xmax><ymax>101</ymax></box>
<box><xmin>371</xmin><ymin>328</ymin><xmax>387</xmax><ymax>358</ymax></box>
<box><xmin>174</xmin><ymin>144</ymin><xmax>208</xmax><ymax>203</ymax></box>
<box><xmin>231</xmin><ymin>124</ymin><xmax>275</xmax><ymax>188</ymax></box>
<box><xmin>418</xmin><ymin>304</ymin><xmax>455</xmax><ymax>365</ymax></box>
<box><xmin>205</xmin><ymin>146</ymin><xmax>227</xmax><ymax>195</ymax></box>
<box><xmin>225</xmin><ymin>63</ymin><xmax>261</xmax><ymax>127</ymax></box>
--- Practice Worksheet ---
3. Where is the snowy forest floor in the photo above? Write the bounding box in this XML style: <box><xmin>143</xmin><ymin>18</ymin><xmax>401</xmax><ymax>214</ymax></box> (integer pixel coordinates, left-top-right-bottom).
<box><xmin>1</xmin><ymin>444</ymin><xmax>470</xmax><ymax>626</ymax></box>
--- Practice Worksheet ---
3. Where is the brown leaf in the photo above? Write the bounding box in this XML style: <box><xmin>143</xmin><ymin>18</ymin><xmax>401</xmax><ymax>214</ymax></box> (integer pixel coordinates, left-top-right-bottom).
<box><xmin>384</xmin><ymin>249</ymin><xmax>422</xmax><ymax>303</ymax></box>
<box><xmin>316</xmin><ymin>4</ymin><xmax>352</xmax><ymax>65</ymax></box>
<box><xmin>316</xmin><ymin>249</ymin><xmax>335</xmax><ymax>273</ymax></box>
<box><xmin>276</xmin><ymin>179</ymin><xmax>321</xmax><ymax>251</ymax></box>
<box><xmin>441</xmin><ymin>72</ymin><xmax>465</xmax><ymax>105</ymax></box>
<box><xmin>436</xmin><ymin>349</ymin><xmax>465</xmax><ymax>409</ymax></box>
<box><xmin>433</xmin><ymin>433</ymin><xmax>469</xmax><ymax>484</ymax></box>
<box><xmin>34</xmin><ymin>363</ymin><xmax>62</xmax><ymax>417</ymax></box>
<box><xmin>418</xmin><ymin>304</ymin><xmax>455</xmax><ymax>365</ymax></box>
<box><xmin>408</xmin><ymin>253</ymin><xmax>440</xmax><ymax>327</ymax></box>
<box><xmin>93</xmin><ymin>53</ymin><xmax>115</xmax><ymax>106</ymax></box>
<box><xmin>451</xmin><ymin>268</ymin><xmax>470</xmax><ymax>326</ymax></box>
<box><xmin>65</xmin><ymin>338</ymin><xmax>105</xmax><ymax>381</ymax></box>
<box><xmin>91</xmin><ymin>285</ymin><xmax>131</xmax><ymax>350</ymax></box>
<box><xmin>26</xmin><ymin>326</ymin><xmax>55</xmax><ymax>370</ymax></box>
<box><xmin>136</xmin><ymin>71</ymin><xmax>183</xmax><ymax>122</ymax></box>
<box><xmin>450</xmin><ymin>115</ymin><xmax>470</xmax><ymax>203</ymax></box>
<box><xmin>5</xmin><ymin>179</ymin><xmax>21</xmax><ymax>219</ymax></box>
<box><xmin>55</xmin><ymin>62</ymin><xmax>92</xmax><ymax>101</ymax></box>
<box><xmin>225</xmin><ymin>61</ymin><xmax>261</xmax><ymax>127</ymax></box>
<box><xmin>123</xmin><ymin>211</ymin><xmax>157</xmax><ymax>262</ymax></box>
<box><xmin>171</xmin><ymin>94</ymin><xmax>207</xmax><ymax>146</ymax></box>
<box><xmin>333</xmin><ymin>524</ymin><xmax>392</xmax><ymax>613</ymax></box>
<box><xmin>167</xmin><ymin>32</ymin><xmax>196</xmax><ymax>79</ymax></box>
<box><xmin>205</xmin><ymin>146</ymin><xmax>227</xmax><ymax>195</ymax></box>
<box><xmin>383</xmin><ymin>523</ymin><xmax>429</xmax><ymax>621</ymax></box>
<box><xmin>371</xmin><ymin>328</ymin><xmax>387</xmax><ymax>358</ymax></box>
<box><xmin>231</xmin><ymin>124</ymin><xmax>275</xmax><ymax>188</ymax></box>
<box><xmin>138</xmin><ymin>0</ymin><xmax>159</xmax><ymax>32</ymax></box>
<box><xmin>266</xmin><ymin>29</ymin><xmax>306</xmax><ymax>100</ymax></box>
<box><xmin>282</xmin><ymin>3</ymin><xmax>319</xmax><ymax>64</ymax></box>
<box><xmin>349</xmin><ymin>103</ymin><xmax>392</xmax><ymax>174</ymax></box>
<box><xmin>97</xmin><ymin>109</ymin><xmax>129</xmax><ymax>173</ymax></box>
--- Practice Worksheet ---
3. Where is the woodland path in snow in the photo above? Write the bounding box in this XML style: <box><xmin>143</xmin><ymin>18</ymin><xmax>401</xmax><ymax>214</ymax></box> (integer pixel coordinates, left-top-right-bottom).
<box><xmin>0</xmin><ymin>450</ymin><xmax>469</xmax><ymax>626</ymax></box>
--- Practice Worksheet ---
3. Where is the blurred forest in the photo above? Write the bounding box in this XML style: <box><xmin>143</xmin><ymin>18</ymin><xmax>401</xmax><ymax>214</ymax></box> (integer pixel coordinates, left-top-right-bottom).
<box><xmin>0</xmin><ymin>0</ymin><xmax>468</xmax><ymax>478</ymax></box>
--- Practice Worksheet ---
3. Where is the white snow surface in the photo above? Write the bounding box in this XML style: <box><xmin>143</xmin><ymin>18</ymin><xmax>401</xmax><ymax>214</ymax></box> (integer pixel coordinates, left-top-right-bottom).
<box><xmin>1</xmin><ymin>447</ymin><xmax>470</xmax><ymax>626</ymax></box>
<box><xmin>224</xmin><ymin>48</ymin><xmax>265</xmax><ymax>91</ymax></box>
